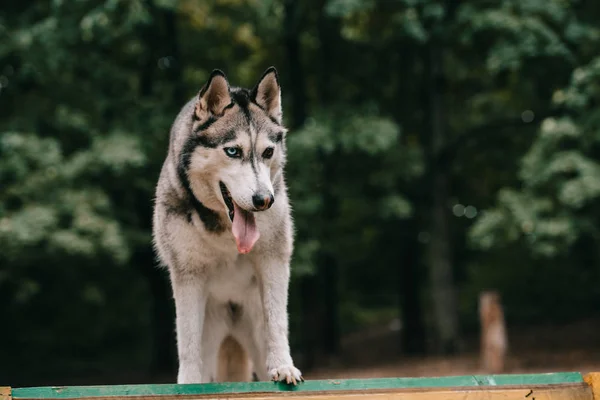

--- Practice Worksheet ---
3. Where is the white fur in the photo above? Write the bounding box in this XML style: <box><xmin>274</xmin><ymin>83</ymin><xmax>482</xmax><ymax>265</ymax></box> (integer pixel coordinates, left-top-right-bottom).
<box><xmin>153</xmin><ymin>77</ymin><xmax>301</xmax><ymax>384</ymax></box>
<box><xmin>156</xmin><ymin>186</ymin><xmax>300</xmax><ymax>383</ymax></box>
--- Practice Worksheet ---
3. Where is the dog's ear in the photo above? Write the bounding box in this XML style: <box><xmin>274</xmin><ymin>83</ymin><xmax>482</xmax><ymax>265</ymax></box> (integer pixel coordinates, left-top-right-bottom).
<box><xmin>251</xmin><ymin>66</ymin><xmax>282</xmax><ymax>124</ymax></box>
<box><xmin>195</xmin><ymin>70</ymin><xmax>231</xmax><ymax>122</ymax></box>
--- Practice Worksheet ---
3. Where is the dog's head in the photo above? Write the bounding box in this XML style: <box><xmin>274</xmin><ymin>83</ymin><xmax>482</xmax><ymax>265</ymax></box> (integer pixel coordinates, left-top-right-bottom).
<box><xmin>185</xmin><ymin>67</ymin><xmax>287</xmax><ymax>253</ymax></box>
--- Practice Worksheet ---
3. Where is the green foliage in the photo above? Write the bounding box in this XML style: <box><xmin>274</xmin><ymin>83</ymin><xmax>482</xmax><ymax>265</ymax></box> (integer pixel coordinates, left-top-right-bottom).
<box><xmin>457</xmin><ymin>1</ymin><xmax>589</xmax><ymax>74</ymax></box>
<box><xmin>0</xmin><ymin>0</ymin><xmax>163</xmax><ymax>379</ymax></box>
<box><xmin>0</xmin><ymin>131</ymin><xmax>143</xmax><ymax>264</ymax></box>
<box><xmin>3</xmin><ymin>0</ymin><xmax>600</xmax><ymax>383</ymax></box>
<box><xmin>287</xmin><ymin>106</ymin><xmax>421</xmax><ymax>276</ymax></box>
<box><xmin>471</xmin><ymin>55</ymin><xmax>600</xmax><ymax>258</ymax></box>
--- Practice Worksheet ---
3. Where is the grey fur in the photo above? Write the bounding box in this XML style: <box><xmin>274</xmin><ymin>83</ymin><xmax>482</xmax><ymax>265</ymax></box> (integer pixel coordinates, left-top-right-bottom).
<box><xmin>152</xmin><ymin>68</ymin><xmax>302</xmax><ymax>384</ymax></box>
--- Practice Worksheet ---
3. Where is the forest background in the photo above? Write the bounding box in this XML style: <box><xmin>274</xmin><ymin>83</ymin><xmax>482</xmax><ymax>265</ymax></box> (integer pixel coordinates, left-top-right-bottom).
<box><xmin>2</xmin><ymin>0</ymin><xmax>600</xmax><ymax>386</ymax></box>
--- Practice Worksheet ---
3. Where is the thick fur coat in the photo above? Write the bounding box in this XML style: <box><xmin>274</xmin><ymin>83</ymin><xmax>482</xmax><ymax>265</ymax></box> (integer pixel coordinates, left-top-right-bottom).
<box><xmin>152</xmin><ymin>67</ymin><xmax>302</xmax><ymax>384</ymax></box>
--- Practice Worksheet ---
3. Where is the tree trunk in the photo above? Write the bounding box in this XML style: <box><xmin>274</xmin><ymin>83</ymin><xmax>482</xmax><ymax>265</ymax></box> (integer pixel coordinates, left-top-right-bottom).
<box><xmin>319</xmin><ymin>248</ymin><xmax>340</xmax><ymax>356</ymax></box>
<box><xmin>315</xmin><ymin>2</ymin><xmax>341</xmax><ymax>357</ymax></box>
<box><xmin>162</xmin><ymin>7</ymin><xmax>184</xmax><ymax>103</ymax></box>
<box><xmin>138</xmin><ymin>1</ymin><xmax>182</xmax><ymax>377</ymax></box>
<box><xmin>283</xmin><ymin>0</ymin><xmax>307</xmax><ymax>130</ymax></box>
<box><xmin>398</xmin><ymin>221</ymin><xmax>427</xmax><ymax>354</ymax></box>
<box><xmin>392</xmin><ymin>43</ymin><xmax>427</xmax><ymax>356</ymax></box>
<box><xmin>282</xmin><ymin>0</ymin><xmax>318</xmax><ymax>370</ymax></box>
<box><xmin>426</xmin><ymin>43</ymin><xmax>459</xmax><ymax>354</ymax></box>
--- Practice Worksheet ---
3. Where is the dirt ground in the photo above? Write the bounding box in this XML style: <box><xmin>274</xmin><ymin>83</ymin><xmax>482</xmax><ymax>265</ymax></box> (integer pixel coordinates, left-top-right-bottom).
<box><xmin>308</xmin><ymin>350</ymin><xmax>600</xmax><ymax>379</ymax></box>
<box><xmin>306</xmin><ymin>318</ymin><xmax>600</xmax><ymax>379</ymax></box>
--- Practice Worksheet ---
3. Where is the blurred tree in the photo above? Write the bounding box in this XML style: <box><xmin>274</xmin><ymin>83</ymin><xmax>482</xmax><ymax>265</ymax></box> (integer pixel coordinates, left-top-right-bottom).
<box><xmin>3</xmin><ymin>0</ymin><xmax>600</xmax><ymax>385</ymax></box>
<box><xmin>324</xmin><ymin>0</ymin><xmax>600</xmax><ymax>353</ymax></box>
<box><xmin>469</xmin><ymin>54</ymin><xmax>600</xmax><ymax>320</ymax></box>
<box><xmin>0</xmin><ymin>0</ymin><xmax>161</xmax><ymax>383</ymax></box>
<box><xmin>466</xmin><ymin>0</ymin><xmax>600</xmax><ymax>320</ymax></box>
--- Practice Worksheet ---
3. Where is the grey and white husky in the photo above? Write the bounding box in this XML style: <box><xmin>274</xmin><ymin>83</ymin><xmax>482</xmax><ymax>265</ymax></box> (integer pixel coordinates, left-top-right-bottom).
<box><xmin>152</xmin><ymin>67</ymin><xmax>302</xmax><ymax>384</ymax></box>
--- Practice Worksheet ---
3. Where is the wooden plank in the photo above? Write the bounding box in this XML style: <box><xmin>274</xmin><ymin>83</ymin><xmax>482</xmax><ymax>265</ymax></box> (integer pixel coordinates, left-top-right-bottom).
<box><xmin>11</xmin><ymin>373</ymin><xmax>584</xmax><ymax>399</ymax></box>
<box><xmin>198</xmin><ymin>384</ymin><xmax>594</xmax><ymax>400</ymax></box>
<box><xmin>0</xmin><ymin>387</ymin><xmax>12</xmax><ymax>400</ymax></box>
<box><xmin>11</xmin><ymin>383</ymin><xmax>594</xmax><ymax>400</ymax></box>
<box><xmin>584</xmin><ymin>373</ymin><xmax>600</xmax><ymax>400</ymax></box>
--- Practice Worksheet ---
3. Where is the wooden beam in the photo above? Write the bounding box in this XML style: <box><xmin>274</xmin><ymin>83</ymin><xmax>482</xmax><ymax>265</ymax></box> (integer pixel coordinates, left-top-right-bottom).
<box><xmin>0</xmin><ymin>387</ymin><xmax>11</xmax><ymax>400</ymax></box>
<box><xmin>10</xmin><ymin>384</ymin><xmax>594</xmax><ymax>400</ymax></box>
<box><xmin>10</xmin><ymin>373</ymin><xmax>591</xmax><ymax>400</ymax></box>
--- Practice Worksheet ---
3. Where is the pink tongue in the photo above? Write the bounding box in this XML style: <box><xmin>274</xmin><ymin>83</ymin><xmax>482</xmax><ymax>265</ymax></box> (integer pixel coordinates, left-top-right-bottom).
<box><xmin>231</xmin><ymin>202</ymin><xmax>260</xmax><ymax>254</ymax></box>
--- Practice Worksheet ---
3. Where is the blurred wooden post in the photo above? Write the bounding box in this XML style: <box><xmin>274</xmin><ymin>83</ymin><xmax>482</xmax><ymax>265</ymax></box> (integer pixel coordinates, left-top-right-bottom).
<box><xmin>479</xmin><ymin>290</ymin><xmax>508</xmax><ymax>373</ymax></box>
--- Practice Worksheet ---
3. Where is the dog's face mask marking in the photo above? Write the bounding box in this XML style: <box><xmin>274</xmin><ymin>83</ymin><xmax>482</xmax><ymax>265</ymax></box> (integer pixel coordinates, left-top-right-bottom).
<box><xmin>187</xmin><ymin>68</ymin><xmax>286</xmax><ymax>254</ymax></box>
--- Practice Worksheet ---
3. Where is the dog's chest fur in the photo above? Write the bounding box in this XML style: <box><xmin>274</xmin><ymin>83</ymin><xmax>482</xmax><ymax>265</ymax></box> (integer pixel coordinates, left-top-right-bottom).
<box><xmin>207</xmin><ymin>255</ymin><xmax>258</xmax><ymax>305</ymax></box>
<box><xmin>165</xmin><ymin>207</ymin><xmax>263</xmax><ymax>303</ymax></box>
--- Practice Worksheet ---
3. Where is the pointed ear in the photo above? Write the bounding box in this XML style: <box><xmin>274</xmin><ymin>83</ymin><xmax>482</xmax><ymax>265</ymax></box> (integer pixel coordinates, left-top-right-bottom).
<box><xmin>251</xmin><ymin>67</ymin><xmax>282</xmax><ymax>124</ymax></box>
<box><xmin>195</xmin><ymin>69</ymin><xmax>232</xmax><ymax>122</ymax></box>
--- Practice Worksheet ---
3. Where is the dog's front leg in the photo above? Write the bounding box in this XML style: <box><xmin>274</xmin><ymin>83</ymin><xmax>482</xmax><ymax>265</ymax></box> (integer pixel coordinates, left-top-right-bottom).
<box><xmin>259</xmin><ymin>259</ymin><xmax>303</xmax><ymax>384</ymax></box>
<box><xmin>171</xmin><ymin>272</ymin><xmax>207</xmax><ymax>384</ymax></box>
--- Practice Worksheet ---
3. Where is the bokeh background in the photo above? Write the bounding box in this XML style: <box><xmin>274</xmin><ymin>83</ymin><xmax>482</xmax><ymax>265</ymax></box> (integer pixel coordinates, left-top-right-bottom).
<box><xmin>3</xmin><ymin>0</ymin><xmax>600</xmax><ymax>387</ymax></box>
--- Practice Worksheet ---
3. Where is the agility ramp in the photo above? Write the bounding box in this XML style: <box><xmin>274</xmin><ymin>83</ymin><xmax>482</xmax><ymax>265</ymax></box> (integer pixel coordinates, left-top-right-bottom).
<box><xmin>5</xmin><ymin>372</ymin><xmax>600</xmax><ymax>400</ymax></box>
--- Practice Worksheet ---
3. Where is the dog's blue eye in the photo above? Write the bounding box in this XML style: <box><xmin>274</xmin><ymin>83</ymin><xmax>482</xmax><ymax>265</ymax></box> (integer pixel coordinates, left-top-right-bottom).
<box><xmin>224</xmin><ymin>147</ymin><xmax>241</xmax><ymax>158</ymax></box>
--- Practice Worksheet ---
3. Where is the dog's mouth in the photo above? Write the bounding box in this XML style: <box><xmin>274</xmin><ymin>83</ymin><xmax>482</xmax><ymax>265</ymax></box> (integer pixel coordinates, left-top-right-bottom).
<box><xmin>219</xmin><ymin>182</ymin><xmax>235</xmax><ymax>222</ymax></box>
<box><xmin>219</xmin><ymin>181</ymin><xmax>260</xmax><ymax>254</ymax></box>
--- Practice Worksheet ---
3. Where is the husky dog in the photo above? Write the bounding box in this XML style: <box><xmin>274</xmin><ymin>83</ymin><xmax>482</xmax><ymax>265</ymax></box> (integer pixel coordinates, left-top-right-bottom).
<box><xmin>152</xmin><ymin>67</ymin><xmax>302</xmax><ymax>384</ymax></box>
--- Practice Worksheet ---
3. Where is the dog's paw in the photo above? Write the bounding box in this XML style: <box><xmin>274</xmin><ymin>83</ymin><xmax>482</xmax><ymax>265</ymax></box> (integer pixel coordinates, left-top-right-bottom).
<box><xmin>269</xmin><ymin>364</ymin><xmax>304</xmax><ymax>385</ymax></box>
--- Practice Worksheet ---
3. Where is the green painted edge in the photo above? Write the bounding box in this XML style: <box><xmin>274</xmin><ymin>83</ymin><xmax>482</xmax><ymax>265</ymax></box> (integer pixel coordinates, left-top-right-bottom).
<box><xmin>12</xmin><ymin>372</ymin><xmax>584</xmax><ymax>398</ymax></box>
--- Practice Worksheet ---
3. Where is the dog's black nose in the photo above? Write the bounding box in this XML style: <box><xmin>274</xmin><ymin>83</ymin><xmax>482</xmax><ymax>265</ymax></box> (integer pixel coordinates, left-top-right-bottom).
<box><xmin>252</xmin><ymin>193</ymin><xmax>274</xmax><ymax>210</ymax></box>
